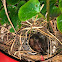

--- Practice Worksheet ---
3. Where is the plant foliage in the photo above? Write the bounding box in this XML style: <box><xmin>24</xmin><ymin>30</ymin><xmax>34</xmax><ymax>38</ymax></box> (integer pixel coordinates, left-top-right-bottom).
<box><xmin>57</xmin><ymin>14</ymin><xmax>62</xmax><ymax>33</ymax></box>
<box><xmin>0</xmin><ymin>0</ymin><xmax>62</xmax><ymax>33</ymax></box>
<box><xmin>18</xmin><ymin>0</ymin><xmax>40</xmax><ymax>21</ymax></box>
<box><xmin>7</xmin><ymin>0</ymin><xmax>20</xmax><ymax>5</ymax></box>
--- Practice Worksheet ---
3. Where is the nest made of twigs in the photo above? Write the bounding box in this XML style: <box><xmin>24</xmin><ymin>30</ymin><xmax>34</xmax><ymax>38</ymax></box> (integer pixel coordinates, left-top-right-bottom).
<box><xmin>0</xmin><ymin>18</ymin><xmax>62</xmax><ymax>61</ymax></box>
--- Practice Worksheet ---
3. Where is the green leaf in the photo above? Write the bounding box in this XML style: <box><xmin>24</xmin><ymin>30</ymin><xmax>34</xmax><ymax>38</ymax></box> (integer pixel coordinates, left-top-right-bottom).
<box><xmin>10</xmin><ymin>27</ymin><xmax>15</xmax><ymax>33</ymax></box>
<box><xmin>50</xmin><ymin>6</ymin><xmax>61</xmax><ymax>17</ymax></box>
<box><xmin>32</xmin><ymin>13</ymin><xmax>45</xmax><ymax>21</ymax></box>
<box><xmin>40</xmin><ymin>0</ymin><xmax>57</xmax><ymax>16</ymax></box>
<box><xmin>40</xmin><ymin>0</ymin><xmax>57</xmax><ymax>4</ymax></box>
<box><xmin>0</xmin><ymin>0</ymin><xmax>2</xmax><ymax>9</ymax></box>
<box><xmin>57</xmin><ymin>14</ymin><xmax>62</xmax><ymax>33</ymax></box>
<box><xmin>7</xmin><ymin>0</ymin><xmax>20</xmax><ymax>5</ymax></box>
<box><xmin>59</xmin><ymin>0</ymin><xmax>62</xmax><ymax>13</ymax></box>
<box><xmin>40</xmin><ymin>0</ymin><xmax>46</xmax><ymax>4</ymax></box>
<box><xmin>37</xmin><ymin>13</ymin><xmax>45</xmax><ymax>19</ymax></box>
<box><xmin>17</xmin><ymin>1</ymin><xmax>26</xmax><ymax>8</ymax></box>
<box><xmin>7</xmin><ymin>6</ymin><xmax>21</xmax><ymax>32</ymax></box>
<box><xmin>18</xmin><ymin>0</ymin><xmax>40</xmax><ymax>21</ymax></box>
<box><xmin>50</xmin><ymin>0</ymin><xmax>57</xmax><ymax>5</ymax></box>
<box><xmin>0</xmin><ymin>6</ymin><xmax>21</xmax><ymax>32</ymax></box>
<box><xmin>41</xmin><ymin>4</ymin><xmax>46</xmax><ymax>16</ymax></box>
<box><xmin>0</xmin><ymin>8</ymin><xmax>9</xmax><ymax>25</ymax></box>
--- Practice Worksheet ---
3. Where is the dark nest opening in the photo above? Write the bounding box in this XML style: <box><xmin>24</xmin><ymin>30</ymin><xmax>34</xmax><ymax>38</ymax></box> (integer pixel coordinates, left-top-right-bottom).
<box><xmin>29</xmin><ymin>32</ymin><xmax>48</xmax><ymax>55</ymax></box>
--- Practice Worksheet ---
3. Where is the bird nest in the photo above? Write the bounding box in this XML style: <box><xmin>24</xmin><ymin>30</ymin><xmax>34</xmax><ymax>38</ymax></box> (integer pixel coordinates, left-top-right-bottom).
<box><xmin>0</xmin><ymin>0</ymin><xmax>62</xmax><ymax>61</ymax></box>
<box><xmin>0</xmin><ymin>18</ymin><xmax>62</xmax><ymax>61</ymax></box>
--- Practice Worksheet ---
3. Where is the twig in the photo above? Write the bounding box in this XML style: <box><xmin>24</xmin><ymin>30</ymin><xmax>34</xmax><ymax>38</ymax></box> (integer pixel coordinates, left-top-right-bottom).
<box><xmin>10</xmin><ymin>36</ymin><xmax>16</xmax><ymax>52</ymax></box>
<box><xmin>47</xmin><ymin>30</ymin><xmax>62</xmax><ymax>45</ymax></box>
<box><xmin>47</xmin><ymin>39</ymin><xmax>49</xmax><ymax>58</ymax></box>
<box><xmin>0</xmin><ymin>26</ymin><xmax>20</xmax><ymax>38</ymax></box>
<box><xmin>50</xmin><ymin>21</ymin><xmax>55</xmax><ymax>34</ymax></box>
<box><xmin>19</xmin><ymin>33</ymin><xmax>24</xmax><ymax>50</ymax></box>
<box><xmin>40</xmin><ymin>4</ymin><xmax>44</xmax><ymax>11</ymax></box>
<box><xmin>14</xmin><ymin>51</ymin><xmax>37</xmax><ymax>55</ymax></box>
<box><xmin>50</xmin><ymin>38</ymin><xmax>52</xmax><ymax>56</ymax></box>
<box><xmin>0</xmin><ymin>43</ymin><xmax>10</xmax><ymax>51</ymax></box>
<box><xmin>36</xmin><ymin>28</ymin><xmax>62</xmax><ymax>45</ymax></box>
<box><xmin>28</xmin><ymin>26</ymin><xmax>32</xmax><ymax>43</ymax></box>
<box><xmin>21</xmin><ymin>26</ymin><xmax>43</xmax><ymax>31</ymax></box>
<box><xmin>6</xmin><ymin>39</ymin><xmax>14</xmax><ymax>45</ymax></box>
<box><xmin>26</xmin><ymin>21</ymin><xmax>32</xmax><ymax>26</ymax></box>
<box><xmin>7</xmin><ymin>33</ymin><xmax>8</xmax><ymax>41</ymax></box>
<box><xmin>8</xmin><ymin>50</ymin><xmax>20</xmax><ymax>59</ymax></box>
<box><xmin>36</xmin><ymin>28</ymin><xmax>52</xmax><ymax>37</ymax></box>
<box><xmin>26</xmin><ymin>29</ymin><xmax>30</xmax><ymax>39</ymax></box>
<box><xmin>0</xmin><ymin>24</ymin><xmax>18</xmax><ymax>37</ymax></box>
<box><xmin>20</xmin><ymin>34</ymin><xmax>22</xmax><ymax>45</ymax></box>
<box><xmin>27</xmin><ymin>26</ymin><xmax>36</xmax><ymax>52</ymax></box>
<box><xmin>2</xmin><ymin>0</ymin><xmax>16</xmax><ymax>33</ymax></box>
<box><xmin>33</xmin><ymin>15</ymin><xmax>38</xmax><ymax>25</ymax></box>
<box><xmin>22</xmin><ymin>23</ymin><xmax>31</xmax><ymax>26</ymax></box>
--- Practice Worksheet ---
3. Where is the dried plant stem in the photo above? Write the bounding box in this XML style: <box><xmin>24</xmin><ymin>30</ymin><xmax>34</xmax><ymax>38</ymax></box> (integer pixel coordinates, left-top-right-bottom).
<box><xmin>10</xmin><ymin>36</ymin><xmax>16</xmax><ymax>52</ymax></box>
<box><xmin>0</xmin><ymin>43</ymin><xmax>10</xmax><ymax>51</ymax></box>
<box><xmin>36</xmin><ymin>28</ymin><xmax>62</xmax><ymax>45</ymax></box>
<box><xmin>26</xmin><ymin>21</ymin><xmax>32</xmax><ymax>26</ymax></box>
<box><xmin>27</xmin><ymin>26</ymin><xmax>36</xmax><ymax>52</ymax></box>
<box><xmin>2</xmin><ymin>0</ymin><xmax>16</xmax><ymax>33</ymax></box>
<box><xmin>8</xmin><ymin>49</ymin><xmax>11</xmax><ymax>55</ymax></box>
<box><xmin>8</xmin><ymin>50</ymin><xmax>20</xmax><ymax>59</ymax></box>
<box><xmin>20</xmin><ymin>34</ymin><xmax>22</xmax><ymax>45</ymax></box>
<box><xmin>40</xmin><ymin>4</ymin><xmax>44</xmax><ymax>11</ymax></box>
<box><xmin>0</xmin><ymin>43</ymin><xmax>10</xmax><ymax>48</ymax></box>
<box><xmin>0</xmin><ymin>26</ymin><xmax>9</xmax><ymax>33</ymax></box>
<box><xmin>18</xmin><ymin>25</ymin><xmax>43</xmax><ymax>34</ymax></box>
<box><xmin>21</xmin><ymin>26</ymin><xmax>43</xmax><ymax>31</ymax></box>
<box><xmin>50</xmin><ymin>39</ymin><xmax>52</xmax><ymax>56</ymax></box>
<box><xmin>47</xmin><ymin>30</ymin><xmax>62</xmax><ymax>45</ymax></box>
<box><xmin>48</xmin><ymin>40</ymin><xmax>49</xmax><ymax>57</ymax></box>
<box><xmin>28</xmin><ymin>26</ymin><xmax>32</xmax><ymax>41</ymax></box>
<box><xmin>25</xmin><ymin>28</ymin><xmax>36</xmax><ymax>52</ymax></box>
<box><xmin>19</xmin><ymin>34</ymin><xmax>24</xmax><ymax>50</ymax></box>
<box><xmin>14</xmin><ymin>51</ymin><xmax>37</xmax><ymax>55</ymax></box>
<box><xmin>50</xmin><ymin>21</ymin><xmax>55</xmax><ymax>33</ymax></box>
<box><xmin>0</xmin><ymin>24</ymin><xmax>19</xmax><ymax>37</ymax></box>
<box><xmin>6</xmin><ymin>39</ymin><xmax>14</xmax><ymax>45</ymax></box>
<box><xmin>33</xmin><ymin>15</ymin><xmax>38</xmax><ymax>25</ymax></box>
<box><xmin>7</xmin><ymin>33</ymin><xmax>8</xmax><ymax>41</ymax></box>
<box><xmin>36</xmin><ymin>29</ymin><xmax>52</xmax><ymax>37</ymax></box>
<box><xmin>26</xmin><ymin>29</ymin><xmax>30</xmax><ymax>39</ymax></box>
<box><xmin>22</xmin><ymin>23</ymin><xmax>31</xmax><ymax>26</ymax></box>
